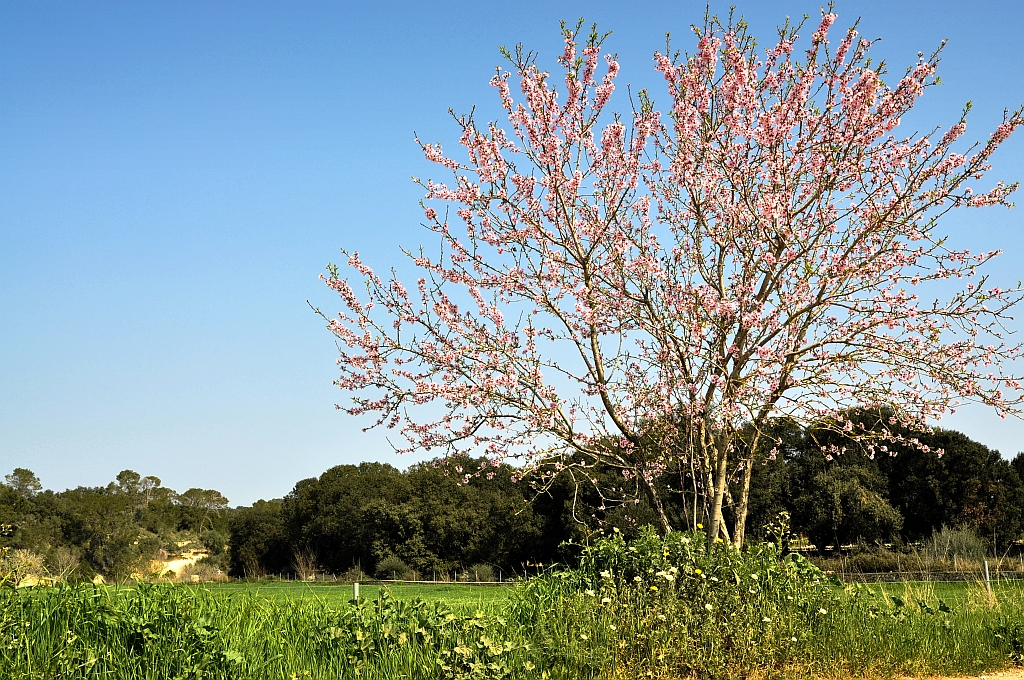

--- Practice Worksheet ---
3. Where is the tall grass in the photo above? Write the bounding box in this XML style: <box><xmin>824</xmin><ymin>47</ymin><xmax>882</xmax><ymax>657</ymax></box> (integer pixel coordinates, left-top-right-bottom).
<box><xmin>2</xmin><ymin>529</ymin><xmax>1023</xmax><ymax>679</ymax></box>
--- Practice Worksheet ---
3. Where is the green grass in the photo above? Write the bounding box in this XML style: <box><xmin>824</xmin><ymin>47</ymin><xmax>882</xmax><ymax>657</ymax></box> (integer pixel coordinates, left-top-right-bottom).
<box><xmin>4</xmin><ymin>534</ymin><xmax>1024</xmax><ymax>679</ymax></box>
<box><xmin>840</xmin><ymin>578</ymin><xmax>1024</xmax><ymax>605</ymax></box>
<box><xmin>197</xmin><ymin>580</ymin><xmax>513</xmax><ymax>608</ymax></box>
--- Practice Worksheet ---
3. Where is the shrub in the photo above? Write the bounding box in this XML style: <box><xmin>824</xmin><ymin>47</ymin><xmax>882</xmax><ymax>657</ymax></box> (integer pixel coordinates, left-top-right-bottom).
<box><xmin>926</xmin><ymin>526</ymin><xmax>988</xmax><ymax>564</ymax></box>
<box><xmin>468</xmin><ymin>563</ymin><xmax>495</xmax><ymax>582</ymax></box>
<box><xmin>376</xmin><ymin>555</ymin><xmax>411</xmax><ymax>581</ymax></box>
<box><xmin>509</xmin><ymin>526</ymin><xmax>841</xmax><ymax>678</ymax></box>
<box><xmin>0</xmin><ymin>548</ymin><xmax>46</xmax><ymax>585</ymax></box>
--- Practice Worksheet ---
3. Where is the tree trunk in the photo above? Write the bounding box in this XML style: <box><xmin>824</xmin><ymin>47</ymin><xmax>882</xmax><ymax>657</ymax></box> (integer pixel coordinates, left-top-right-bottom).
<box><xmin>641</xmin><ymin>474</ymin><xmax>673</xmax><ymax>535</ymax></box>
<box><xmin>706</xmin><ymin>433</ymin><xmax>731</xmax><ymax>548</ymax></box>
<box><xmin>732</xmin><ymin>453</ymin><xmax>755</xmax><ymax>549</ymax></box>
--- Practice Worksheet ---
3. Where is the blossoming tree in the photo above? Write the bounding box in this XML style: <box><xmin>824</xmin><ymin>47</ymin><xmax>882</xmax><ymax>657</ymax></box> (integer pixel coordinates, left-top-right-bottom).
<box><xmin>319</xmin><ymin>11</ymin><xmax>1024</xmax><ymax>546</ymax></box>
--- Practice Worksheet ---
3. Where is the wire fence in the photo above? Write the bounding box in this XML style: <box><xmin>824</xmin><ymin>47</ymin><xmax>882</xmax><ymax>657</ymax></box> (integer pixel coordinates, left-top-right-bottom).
<box><xmin>831</xmin><ymin>570</ymin><xmax>1024</xmax><ymax>583</ymax></box>
<box><xmin>259</xmin><ymin>574</ymin><xmax>519</xmax><ymax>585</ymax></box>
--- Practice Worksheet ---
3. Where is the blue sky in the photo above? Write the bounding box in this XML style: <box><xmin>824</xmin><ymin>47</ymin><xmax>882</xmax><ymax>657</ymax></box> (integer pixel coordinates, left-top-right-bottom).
<box><xmin>2</xmin><ymin>1</ymin><xmax>1023</xmax><ymax>505</ymax></box>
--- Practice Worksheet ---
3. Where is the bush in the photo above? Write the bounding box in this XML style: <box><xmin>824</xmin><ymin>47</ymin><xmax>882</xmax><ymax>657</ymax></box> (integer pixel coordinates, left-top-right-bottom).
<box><xmin>507</xmin><ymin>526</ymin><xmax>841</xmax><ymax>678</ymax></box>
<box><xmin>926</xmin><ymin>526</ymin><xmax>988</xmax><ymax>564</ymax></box>
<box><xmin>44</xmin><ymin>546</ymin><xmax>80</xmax><ymax>582</ymax></box>
<box><xmin>179</xmin><ymin>557</ymin><xmax>227</xmax><ymax>583</ymax></box>
<box><xmin>468</xmin><ymin>563</ymin><xmax>495</xmax><ymax>582</ymax></box>
<box><xmin>375</xmin><ymin>555</ymin><xmax>411</xmax><ymax>580</ymax></box>
<box><xmin>200</xmin><ymin>530</ymin><xmax>228</xmax><ymax>556</ymax></box>
<box><xmin>337</xmin><ymin>565</ymin><xmax>369</xmax><ymax>583</ymax></box>
<box><xmin>0</xmin><ymin>548</ymin><xmax>46</xmax><ymax>585</ymax></box>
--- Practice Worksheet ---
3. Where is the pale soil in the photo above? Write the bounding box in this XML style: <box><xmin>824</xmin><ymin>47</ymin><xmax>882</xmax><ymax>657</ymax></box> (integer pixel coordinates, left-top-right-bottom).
<box><xmin>154</xmin><ymin>550</ymin><xmax>209</xmax><ymax>577</ymax></box>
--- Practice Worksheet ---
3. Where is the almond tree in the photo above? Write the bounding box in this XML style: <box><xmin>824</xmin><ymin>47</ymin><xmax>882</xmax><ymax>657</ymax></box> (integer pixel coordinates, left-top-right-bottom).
<box><xmin>319</xmin><ymin>11</ymin><xmax>1024</xmax><ymax>546</ymax></box>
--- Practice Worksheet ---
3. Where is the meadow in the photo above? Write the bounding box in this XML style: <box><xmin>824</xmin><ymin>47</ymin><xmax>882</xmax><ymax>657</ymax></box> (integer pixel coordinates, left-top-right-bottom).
<box><xmin>4</xmin><ymin>531</ymin><xmax>1024</xmax><ymax>679</ymax></box>
<box><xmin>200</xmin><ymin>580</ymin><xmax>513</xmax><ymax>608</ymax></box>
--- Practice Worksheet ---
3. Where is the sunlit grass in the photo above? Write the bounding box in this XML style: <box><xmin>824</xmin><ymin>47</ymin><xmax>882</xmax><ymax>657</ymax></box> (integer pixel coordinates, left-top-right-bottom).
<box><xmin>2</xmin><ymin>537</ymin><xmax>1023</xmax><ymax>679</ymax></box>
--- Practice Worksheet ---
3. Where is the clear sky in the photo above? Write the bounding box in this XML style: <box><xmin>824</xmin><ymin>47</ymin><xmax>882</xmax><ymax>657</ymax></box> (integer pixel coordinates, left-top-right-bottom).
<box><xmin>2</xmin><ymin>0</ymin><xmax>1023</xmax><ymax>506</ymax></box>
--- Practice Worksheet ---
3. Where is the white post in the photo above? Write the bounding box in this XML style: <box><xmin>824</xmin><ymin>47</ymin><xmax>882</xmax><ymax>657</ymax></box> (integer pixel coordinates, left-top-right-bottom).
<box><xmin>354</xmin><ymin>581</ymin><xmax>360</xmax><ymax>602</ymax></box>
<box><xmin>984</xmin><ymin>561</ymin><xmax>992</xmax><ymax>597</ymax></box>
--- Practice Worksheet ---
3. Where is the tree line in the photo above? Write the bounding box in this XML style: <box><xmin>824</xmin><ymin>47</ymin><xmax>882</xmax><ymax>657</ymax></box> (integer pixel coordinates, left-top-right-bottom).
<box><xmin>2</xmin><ymin>420</ymin><xmax>1022</xmax><ymax>580</ymax></box>
<box><xmin>0</xmin><ymin>469</ymin><xmax>229</xmax><ymax>579</ymax></box>
<box><xmin>230</xmin><ymin>419</ymin><xmax>1024</xmax><ymax>578</ymax></box>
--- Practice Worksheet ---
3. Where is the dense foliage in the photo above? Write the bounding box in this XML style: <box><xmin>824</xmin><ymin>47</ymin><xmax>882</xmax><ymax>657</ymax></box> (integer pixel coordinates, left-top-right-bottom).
<box><xmin>0</xmin><ymin>469</ymin><xmax>229</xmax><ymax>580</ymax></box>
<box><xmin>227</xmin><ymin>460</ymin><xmax>585</xmax><ymax>579</ymax></box>
<box><xmin>740</xmin><ymin>418</ymin><xmax>1024</xmax><ymax>551</ymax></box>
<box><xmin>3</xmin><ymin>421</ymin><xmax>1023</xmax><ymax>582</ymax></box>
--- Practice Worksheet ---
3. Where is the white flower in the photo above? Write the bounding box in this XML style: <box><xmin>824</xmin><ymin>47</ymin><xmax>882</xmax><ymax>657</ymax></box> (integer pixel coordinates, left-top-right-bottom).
<box><xmin>817</xmin><ymin>608</ymin><xmax>827</xmax><ymax>615</ymax></box>
<box><xmin>601</xmin><ymin>597</ymin><xmax>611</xmax><ymax>604</ymax></box>
<box><xmin>790</xmin><ymin>637</ymin><xmax>797</xmax><ymax>642</ymax></box>
<box><xmin>608</xmin><ymin>624</ymin><xmax>617</xmax><ymax>631</ymax></box>
<box><xmin>705</xmin><ymin>603</ymin><xmax>713</xmax><ymax>611</ymax></box>
<box><xmin>585</xmin><ymin>589</ymin><xmax>596</xmax><ymax>597</ymax></box>
<box><xmin>657</xmin><ymin>614</ymin><xmax>667</xmax><ymax>621</ymax></box>
<box><xmin>633</xmin><ymin>576</ymin><xmax>643</xmax><ymax>582</ymax></box>
<box><xmin>600</xmin><ymin>570</ymin><xmax>611</xmax><ymax>578</ymax></box>
<box><xmin>751</xmin><ymin>573</ymin><xmax>759</xmax><ymax>581</ymax></box>
<box><xmin>762</xmin><ymin>617</ymin><xmax>771</xmax><ymax>623</ymax></box>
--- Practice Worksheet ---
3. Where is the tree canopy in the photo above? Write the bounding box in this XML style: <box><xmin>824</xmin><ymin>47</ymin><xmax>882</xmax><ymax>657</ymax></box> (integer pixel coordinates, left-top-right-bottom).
<box><xmin>320</xmin><ymin>10</ymin><xmax>1024</xmax><ymax>547</ymax></box>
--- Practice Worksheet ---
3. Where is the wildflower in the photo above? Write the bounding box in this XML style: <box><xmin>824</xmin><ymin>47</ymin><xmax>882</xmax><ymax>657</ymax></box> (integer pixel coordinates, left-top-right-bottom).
<box><xmin>585</xmin><ymin>589</ymin><xmax>595</xmax><ymax>597</ymax></box>
<box><xmin>817</xmin><ymin>608</ymin><xmax>827</xmax><ymax>615</ymax></box>
<box><xmin>750</xmin><ymin>573</ymin><xmax>759</xmax><ymax>580</ymax></box>
<box><xmin>705</xmin><ymin>603</ymin><xmax>713</xmax><ymax>611</ymax></box>
<box><xmin>790</xmin><ymin>637</ymin><xmax>797</xmax><ymax>642</ymax></box>
<box><xmin>580</xmin><ymin>633</ymin><xmax>589</xmax><ymax>640</ymax></box>
<box><xmin>657</xmin><ymin>614</ymin><xmax>667</xmax><ymax>621</ymax></box>
<box><xmin>600</xmin><ymin>570</ymin><xmax>611</xmax><ymax>578</ymax></box>
<box><xmin>694</xmin><ymin>569</ymin><xmax>702</xmax><ymax>575</ymax></box>
<box><xmin>601</xmin><ymin>597</ymin><xmax>611</xmax><ymax>604</ymax></box>
<box><xmin>762</xmin><ymin>617</ymin><xmax>771</xmax><ymax>623</ymax></box>
<box><xmin>609</xmin><ymin>624</ymin><xmax>617</xmax><ymax>631</ymax></box>
<box><xmin>650</xmin><ymin>586</ymin><xmax>658</xmax><ymax>592</ymax></box>
<box><xmin>633</xmin><ymin>576</ymin><xmax>643</xmax><ymax>582</ymax></box>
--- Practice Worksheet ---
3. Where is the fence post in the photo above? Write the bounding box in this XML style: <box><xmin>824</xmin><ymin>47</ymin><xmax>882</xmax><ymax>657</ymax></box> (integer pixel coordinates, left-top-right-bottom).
<box><xmin>984</xmin><ymin>560</ymin><xmax>992</xmax><ymax>597</ymax></box>
<box><xmin>354</xmin><ymin>582</ymin><xmax>360</xmax><ymax>602</ymax></box>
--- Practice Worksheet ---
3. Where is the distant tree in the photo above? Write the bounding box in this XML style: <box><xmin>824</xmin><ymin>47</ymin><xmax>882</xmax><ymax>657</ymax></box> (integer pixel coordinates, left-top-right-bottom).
<box><xmin>176</xmin><ymin>488</ymin><xmax>229</xmax><ymax>533</ymax></box>
<box><xmin>876</xmin><ymin>428</ymin><xmax>1024</xmax><ymax>548</ymax></box>
<box><xmin>283</xmin><ymin>463</ymin><xmax>410</xmax><ymax>574</ymax></box>
<box><xmin>5</xmin><ymin>469</ymin><xmax>41</xmax><ymax>498</ymax></box>
<box><xmin>139</xmin><ymin>476</ymin><xmax>162</xmax><ymax>503</ymax></box>
<box><xmin>793</xmin><ymin>466</ymin><xmax>903</xmax><ymax>549</ymax></box>
<box><xmin>228</xmin><ymin>500</ymin><xmax>290</xmax><ymax>578</ymax></box>
<box><xmin>115</xmin><ymin>470</ymin><xmax>142</xmax><ymax>497</ymax></box>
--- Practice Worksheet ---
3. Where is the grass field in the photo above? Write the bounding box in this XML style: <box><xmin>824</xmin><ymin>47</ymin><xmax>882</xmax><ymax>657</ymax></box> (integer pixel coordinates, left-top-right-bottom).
<box><xmin>194</xmin><ymin>577</ymin><xmax>1023</xmax><ymax>609</ymax></box>
<box><xmin>198</xmin><ymin>580</ymin><xmax>513</xmax><ymax>608</ymax></box>
<box><xmin>5</xmin><ymin>533</ymin><xmax>1024</xmax><ymax>679</ymax></box>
